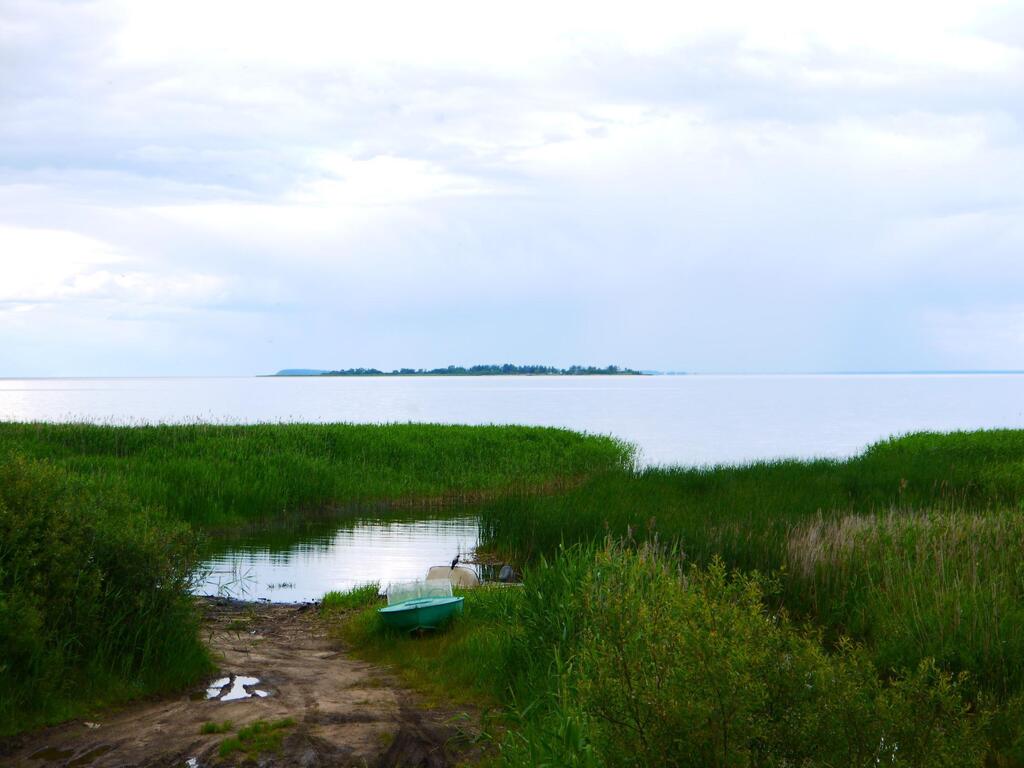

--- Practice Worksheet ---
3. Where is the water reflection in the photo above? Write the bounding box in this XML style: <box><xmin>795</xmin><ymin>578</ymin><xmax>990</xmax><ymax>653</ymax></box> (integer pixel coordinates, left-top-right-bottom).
<box><xmin>196</xmin><ymin>514</ymin><xmax>480</xmax><ymax>603</ymax></box>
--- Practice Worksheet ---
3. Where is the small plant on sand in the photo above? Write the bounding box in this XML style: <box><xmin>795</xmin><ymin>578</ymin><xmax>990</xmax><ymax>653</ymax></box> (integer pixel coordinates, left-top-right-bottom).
<box><xmin>321</xmin><ymin>582</ymin><xmax>381</xmax><ymax>613</ymax></box>
<box><xmin>217</xmin><ymin>717</ymin><xmax>296</xmax><ymax>758</ymax></box>
<box><xmin>200</xmin><ymin>720</ymin><xmax>232</xmax><ymax>734</ymax></box>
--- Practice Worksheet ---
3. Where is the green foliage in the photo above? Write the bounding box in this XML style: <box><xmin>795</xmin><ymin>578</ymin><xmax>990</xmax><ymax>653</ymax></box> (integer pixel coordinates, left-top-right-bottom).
<box><xmin>0</xmin><ymin>422</ymin><xmax>633</xmax><ymax>526</ymax></box>
<box><xmin>480</xmin><ymin>430</ymin><xmax>1024</xmax><ymax>694</ymax></box>
<box><xmin>331</xmin><ymin>584</ymin><xmax>524</xmax><ymax>708</ymax></box>
<box><xmin>321</xmin><ymin>582</ymin><xmax>381</xmax><ymax>613</ymax></box>
<box><xmin>218</xmin><ymin>717</ymin><xmax>296</xmax><ymax>758</ymax></box>
<box><xmin>551</xmin><ymin>542</ymin><xmax>984</xmax><ymax>768</ymax></box>
<box><xmin>0</xmin><ymin>453</ymin><xmax>211</xmax><ymax>737</ymax></box>
<box><xmin>339</xmin><ymin>541</ymin><xmax>988</xmax><ymax>767</ymax></box>
<box><xmin>200</xmin><ymin>720</ymin><xmax>233</xmax><ymax>734</ymax></box>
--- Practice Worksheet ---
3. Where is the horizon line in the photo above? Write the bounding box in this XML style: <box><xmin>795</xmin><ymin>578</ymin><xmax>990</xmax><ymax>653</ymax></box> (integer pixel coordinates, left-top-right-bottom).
<box><xmin>4</xmin><ymin>369</ymin><xmax>1024</xmax><ymax>380</ymax></box>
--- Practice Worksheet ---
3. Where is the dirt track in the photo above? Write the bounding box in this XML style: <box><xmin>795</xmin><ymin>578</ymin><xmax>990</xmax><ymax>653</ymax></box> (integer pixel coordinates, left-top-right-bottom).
<box><xmin>4</xmin><ymin>600</ymin><xmax>472</xmax><ymax>767</ymax></box>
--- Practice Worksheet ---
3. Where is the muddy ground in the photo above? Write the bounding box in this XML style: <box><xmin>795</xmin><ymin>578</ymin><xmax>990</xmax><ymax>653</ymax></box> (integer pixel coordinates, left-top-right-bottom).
<box><xmin>3</xmin><ymin>599</ymin><xmax>478</xmax><ymax>768</ymax></box>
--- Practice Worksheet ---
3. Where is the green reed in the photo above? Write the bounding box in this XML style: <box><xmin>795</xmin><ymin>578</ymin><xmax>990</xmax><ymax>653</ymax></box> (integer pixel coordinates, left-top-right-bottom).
<box><xmin>333</xmin><ymin>541</ymin><xmax>989</xmax><ymax>767</ymax></box>
<box><xmin>0</xmin><ymin>422</ymin><xmax>634</xmax><ymax>527</ymax></box>
<box><xmin>477</xmin><ymin>430</ymin><xmax>1024</xmax><ymax>761</ymax></box>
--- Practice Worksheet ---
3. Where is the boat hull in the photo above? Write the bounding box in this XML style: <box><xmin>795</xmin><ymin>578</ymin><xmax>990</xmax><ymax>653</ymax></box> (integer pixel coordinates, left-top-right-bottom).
<box><xmin>378</xmin><ymin>596</ymin><xmax>464</xmax><ymax>631</ymax></box>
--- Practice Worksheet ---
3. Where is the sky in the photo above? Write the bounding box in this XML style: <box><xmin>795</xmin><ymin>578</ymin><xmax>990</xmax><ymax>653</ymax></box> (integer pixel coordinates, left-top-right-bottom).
<box><xmin>1</xmin><ymin>1</ymin><xmax>1022</xmax><ymax>376</ymax></box>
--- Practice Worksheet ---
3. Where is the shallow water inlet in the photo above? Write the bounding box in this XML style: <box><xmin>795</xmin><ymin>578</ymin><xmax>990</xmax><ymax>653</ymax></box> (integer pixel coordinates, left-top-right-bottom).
<box><xmin>197</xmin><ymin>515</ymin><xmax>480</xmax><ymax>602</ymax></box>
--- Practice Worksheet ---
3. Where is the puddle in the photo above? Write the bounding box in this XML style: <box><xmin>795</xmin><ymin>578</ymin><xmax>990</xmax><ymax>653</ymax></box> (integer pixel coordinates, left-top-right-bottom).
<box><xmin>204</xmin><ymin>673</ymin><xmax>270</xmax><ymax>701</ymax></box>
<box><xmin>205</xmin><ymin>677</ymin><xmax>231</xmax><ymax>699</ymax></box>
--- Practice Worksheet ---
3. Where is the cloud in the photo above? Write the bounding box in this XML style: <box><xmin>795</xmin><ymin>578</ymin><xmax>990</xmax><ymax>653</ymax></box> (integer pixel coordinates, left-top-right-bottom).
<box><xmin>0</xmin><ymin>0</ymin><xmax>1022</xmax><ymax>374</ymax></box>
<box><xmin>0</xmin><ymin>225</ymin><xmax>229</xmax><ymax>310</ymax></box>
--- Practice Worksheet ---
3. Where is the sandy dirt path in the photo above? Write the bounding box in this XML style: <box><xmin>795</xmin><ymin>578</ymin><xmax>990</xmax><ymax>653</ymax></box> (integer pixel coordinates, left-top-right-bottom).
<box><xmin>3</xmin><ymin>599</ymin><xmax>472</xmax><ymax>767</ymax></box>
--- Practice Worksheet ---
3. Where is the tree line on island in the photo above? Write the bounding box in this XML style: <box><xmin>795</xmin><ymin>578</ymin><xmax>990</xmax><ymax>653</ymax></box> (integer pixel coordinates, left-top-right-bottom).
<box><xmin>276</xmin><ymin>364</ymin><xmax>644</xmax><ymax>376</ymax></box>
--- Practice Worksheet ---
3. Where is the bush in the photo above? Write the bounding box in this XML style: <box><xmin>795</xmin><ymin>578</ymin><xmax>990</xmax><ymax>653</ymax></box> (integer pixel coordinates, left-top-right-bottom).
<box><xmin>0</xmin><ymin>454</ymin><xmax>211</xmax><ymax>735</ymax></box>
<box><xmin>502</xmin><ymin>541</ymin><xmax>987</xmax><ymax>768</ymax></box>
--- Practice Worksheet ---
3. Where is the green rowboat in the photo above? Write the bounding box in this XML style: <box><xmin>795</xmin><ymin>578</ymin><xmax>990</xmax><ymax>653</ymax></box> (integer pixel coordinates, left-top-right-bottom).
<box><xmin>378</xmin><ymin>595</ymin><xmax>464</xmax><ymax>631</ymax></box>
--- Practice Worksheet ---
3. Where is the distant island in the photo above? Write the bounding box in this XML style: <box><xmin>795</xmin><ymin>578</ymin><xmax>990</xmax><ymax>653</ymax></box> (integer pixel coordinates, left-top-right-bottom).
<box><xmin>273</xmin><ymin>364</ymin><xmax>645</xmax><ymax>377</ymax></box>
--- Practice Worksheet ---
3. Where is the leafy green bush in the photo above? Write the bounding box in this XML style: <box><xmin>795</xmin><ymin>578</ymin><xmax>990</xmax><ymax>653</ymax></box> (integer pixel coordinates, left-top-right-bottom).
<box><xmin>536</xmin><ymin>542</ymin><xmax>987</xmax><ymax>768</ymax></box>
<box><xmin>339</xmin><ymin>540</ymin><xmax>989</xmax><ymax>766</ymax></box>
<box><xmin>0</xmin><ymin>454</ymin><xmax>211</xmax><ymax>736</ymax></box>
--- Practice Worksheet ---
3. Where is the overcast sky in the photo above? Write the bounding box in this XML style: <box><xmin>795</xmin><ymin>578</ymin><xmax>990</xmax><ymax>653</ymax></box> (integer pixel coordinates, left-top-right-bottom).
<box><xmin>1</xmin><ymin>1</ymin><xmax>1022</xmax><ymax>375</ymax></box>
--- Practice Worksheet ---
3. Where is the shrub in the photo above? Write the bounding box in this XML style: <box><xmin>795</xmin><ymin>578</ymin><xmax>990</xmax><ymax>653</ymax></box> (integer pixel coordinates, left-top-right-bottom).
<box><xmin>504</xmin><ymin>541</ymin><xmax>987</xmax><ymax>768</ymax></box>
<box><xmin>0</xmin><ymin>453</ymin><xmax>210</xmax><ymax>735</ymax></box>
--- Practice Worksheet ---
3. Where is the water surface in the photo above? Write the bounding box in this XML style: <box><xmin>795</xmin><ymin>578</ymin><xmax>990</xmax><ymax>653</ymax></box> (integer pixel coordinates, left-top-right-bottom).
<box><xmin>198</xmin><ymin>515</ymin><xmax>479</xmax><ymax>602</ymax></box>
<box><xmin>3</xmin><ymin>373</ymin><xmax>1024</xmax><ymax>465</ymax></box>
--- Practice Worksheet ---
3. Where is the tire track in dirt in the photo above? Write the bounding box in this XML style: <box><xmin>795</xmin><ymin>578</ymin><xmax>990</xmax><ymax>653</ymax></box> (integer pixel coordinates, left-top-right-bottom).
<box><xmin>3</xmin><ymin>599</ymin><xmax>475</xmax><ymax>767</ymax></box>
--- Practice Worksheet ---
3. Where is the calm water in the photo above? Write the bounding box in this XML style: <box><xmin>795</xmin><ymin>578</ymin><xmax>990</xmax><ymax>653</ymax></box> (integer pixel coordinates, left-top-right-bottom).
<box><xmin>199</xmin><ymin>516</ymin><xmax>479</xmax><ymax>603</ymax></box>
<box><xmin>3</xmin><ymin>373</ymin><xmax>1024</xmax><ymax>465</ymax></box>
<box><xmin>6</xmin><ymin>373</ymin><xmax>1024</xmax><ymax>601</ymax></box>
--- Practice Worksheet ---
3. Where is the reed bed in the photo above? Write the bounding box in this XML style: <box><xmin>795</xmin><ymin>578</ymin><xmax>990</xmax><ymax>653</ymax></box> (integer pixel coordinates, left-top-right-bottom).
<box><xmin>476</xmin><ymin>429</ymin><xmax>1024</xmax><ymax>761</ymax></box>
<box><xmin>333</xmin><ymin>541</ymin><xmax>988</xmax><ymax>767</ymax></box>
<box><xmin>787</xmin><ymin>509</ymin><xmax>1024</xmax><ymax>695</ymax></box>
<box><xmin>0</xmin><ymin>422</ymin><xmax>634</xmax><ymax>527</ymax></box>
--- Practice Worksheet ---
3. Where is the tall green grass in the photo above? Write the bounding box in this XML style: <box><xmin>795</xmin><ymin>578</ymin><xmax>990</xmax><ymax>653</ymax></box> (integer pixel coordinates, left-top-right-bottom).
<box><xmin>0</xmin><ymin>422</ymin><xmax>634</xmax><ymax>527</ymax></box>
<box><xmin>0</xmin><ymin>455</ymin><xmax>211</xmax><ymax>737</ymax></box>
<box><xmin>332</xmin><ymin>541</ymin><xmax>989</xmax><ymax>767</ymax></box>
<box><xmin>481</xmin><ymin>429</ymin><xmax>1024</xmax><ymax>566</ymax></box>
<box><xmin>479</xmin><ymin>431</ymin><xmax>1024</xmax><ymax>675</ymax></box>
<box><xmin>477</xmin><ymin>430</ymin><xmax>1024</xmax><ymax>761</ymax></box>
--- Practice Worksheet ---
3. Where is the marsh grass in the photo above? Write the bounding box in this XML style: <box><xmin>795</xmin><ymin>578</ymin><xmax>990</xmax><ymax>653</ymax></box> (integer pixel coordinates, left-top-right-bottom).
<box><xmin>479</xmin><ymin>431</ymin><xmax>1024</xmax><ymax>683</ymax></box>
<box><xmin>475</xmin><ymin>430</ymin><xmax>1024</xmax><ymax>760</ymax></box>
<box><xmin>217</xmin><ymin>717</ymin><xmax>296</xmax><ymax>758</ymax></box>
<box><xmin>332</xmin><ymin>542</ymin><xmax>989</xmax><ymax>767</ymax></box>
<box><xmin>321</xmin><ymin>582</ymin><xmax>380</xmax><ymax>612</ymax></box>
<box><xmin>0</xmin><ymin>422</ymin><xmax>634</xmax><ymax>527</ymax></box>
<box><xmin>787</xmin><ymin>509</ymin><xmax>1024</xmax><ymax>694</ymax></box>
<box><xmin>0</xmin><ymin>455</ymin><xmax>212</xmax><ymax>737</ymax></box>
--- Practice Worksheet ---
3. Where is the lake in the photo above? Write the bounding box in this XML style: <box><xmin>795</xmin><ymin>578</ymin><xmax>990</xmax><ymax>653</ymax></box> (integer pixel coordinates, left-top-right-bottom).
<box><xmin>5</xmin><ymin>373</ymin><xmax>1024</xmax><ymax>601</ymax></box>
<box><xmin>3</xmin><ymin>373</ymin><xmax>1024</xmax><ymax>466</ymax></box>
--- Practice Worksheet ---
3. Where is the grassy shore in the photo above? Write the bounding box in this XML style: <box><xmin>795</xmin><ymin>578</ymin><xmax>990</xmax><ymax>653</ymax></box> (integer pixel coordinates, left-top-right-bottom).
<box><xmin>333</xmin><ymin>430</ymin><xmax>1024</xmax><ymax>765</ymax></box>
<box><xmin>0</xmin><ymin>422</ymin><xmax>630</xmax><ymax>738</ymax></box>
<box><xmin>476</xmin><ymin>432</ymin><xmax>1024</xmax><ymax>699</ymax></box>
<box><xmin>5</xmin><ymin>424</ymin><xmax>1024</xmax><ymax>762</ymax></box>
<box><xmin>328</xmin><ymin>543</ymin><xmax>989</xmax><ymax>767</ymax></box>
